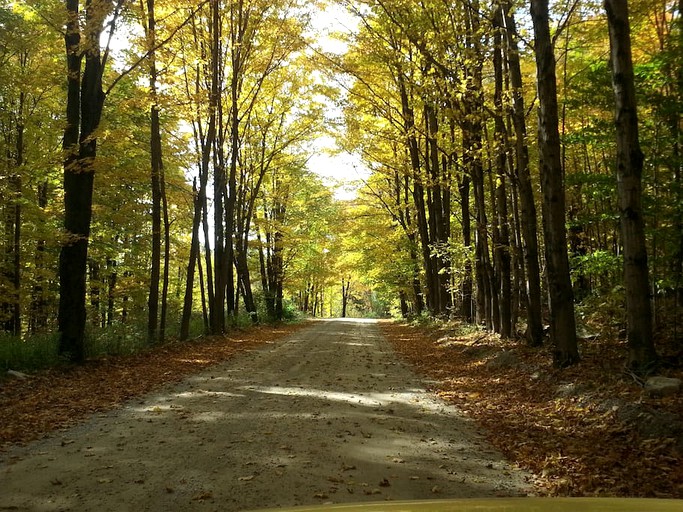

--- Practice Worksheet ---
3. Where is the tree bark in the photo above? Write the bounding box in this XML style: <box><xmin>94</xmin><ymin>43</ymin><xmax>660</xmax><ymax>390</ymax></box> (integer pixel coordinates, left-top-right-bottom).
<box><xmin>341</xmin><ymin>277</ymin><xmax>351</xmax><ymax>318</ymax></box>
<box><xmin>58</xmin><ymin>0</ymin><xmax>107</xmax><ymax>362</ymax></box>
<box><xmin>459</xmin><ymin>174</ymin><xmax>474</xmax><ymax>323</ymax></box>
<box><xmin>503</xmin><ymin>0</ymin><xmax>544</xmax><ymax>346</ymax></box>
<box><xmin>530</xmin><ymin>0</ymin><xmax>579</xmax><ymax>366</ymax></box>
<box><xmin>605</xmin><ymin>0</ymin><xmax>658</xmax><ymax>373</ymax></box>
<box><xmin>493</xmin><ymin>4</ymin><xmax>512</xmax><ymax>338</ymax></box>
<box><xmin>146</xmin><ymin>0</ymin><xmax>163</xmax><ymax>344</ymax></box>
<box><xmin>30</xmin><ymin>181</ymin><xmax>49</xmax><ymax>334</ymax></box>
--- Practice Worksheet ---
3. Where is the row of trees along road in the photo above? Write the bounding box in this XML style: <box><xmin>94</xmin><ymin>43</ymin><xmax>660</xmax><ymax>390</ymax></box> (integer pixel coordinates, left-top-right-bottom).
<box><xmin>0</xmin><ymin>0</ymin><xmax>680</xmax><ymax>374</ymax></box>
<box><xmin>340</xmin><ymin>0</ymin><xmax>680</xmax><ymax>372</ymax></box>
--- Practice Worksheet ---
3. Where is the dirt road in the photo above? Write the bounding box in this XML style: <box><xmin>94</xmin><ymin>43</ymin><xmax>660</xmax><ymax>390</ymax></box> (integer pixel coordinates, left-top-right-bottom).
<box><xmin>1</xmin><ymin>319</ymin><xmax>531</xmax><ymax>511</ymax></box>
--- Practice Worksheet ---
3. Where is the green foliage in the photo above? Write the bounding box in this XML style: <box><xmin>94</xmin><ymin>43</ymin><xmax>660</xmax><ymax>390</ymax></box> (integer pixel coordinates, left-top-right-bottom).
<box><xmin>0</xmin><ymin>332</ymin><xmax>60</xmax><ymax>371</ymax></box>
<box><xmin>575</xmin><ymin>285</ymin><xmax>627</xmax><ymax>337</ymax></box>
<box><xmin>85</xmin><ymin>322</ymin><xmax>149</xmax><ymax>358</ymax></box>
<box><xmin>571</xmin><ymin>251</ymin><xmax>623</xmax><ymax>289</ymax></box>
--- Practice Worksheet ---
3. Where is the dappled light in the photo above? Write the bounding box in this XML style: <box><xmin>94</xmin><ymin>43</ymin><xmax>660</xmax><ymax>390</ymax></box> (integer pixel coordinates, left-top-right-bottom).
<box><xmin>1</xmin><ymin>0</ymin><xmax>681</xmax><ymax>507</ymax></box>
<box><xmin>1</xmin><ymin>321</ymin><xmax>530</xmax><ymax>510</ymax></box>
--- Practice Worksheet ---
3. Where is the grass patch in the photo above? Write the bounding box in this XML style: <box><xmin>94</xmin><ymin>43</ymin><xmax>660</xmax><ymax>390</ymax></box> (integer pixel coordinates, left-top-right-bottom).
<box><xmin>0</xmin><ymin>332</ymin><xmax>60</xmax><ymax>371</ymax></box>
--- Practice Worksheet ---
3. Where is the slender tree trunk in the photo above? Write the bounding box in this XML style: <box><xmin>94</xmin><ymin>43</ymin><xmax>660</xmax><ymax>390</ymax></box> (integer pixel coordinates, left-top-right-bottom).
<box><xmin>210</xmin><ymin>0</ymin><xmax>226</xmax><ymax>334</ymax></box>
<box><xmin>493</xmin><ymin>5</ymin><xmax>512</xmax><ymax>338</ymax></box>
<box><xmin>273</xmin><ymin>205</ymin><xmax>285</xmax><ymax>320</ymax></box>
<box><xmin>30</xmin><ymin>181</ymin><xmax>49</xmax><ymax>334</ymax></box>
<box><xmin>160</xmin><ymin>176</ymin><xmax>170</xmax><ymax>340</ymax></box>
<box><xmin>503</xmin><ymin>0</ymin><xmax>544</xmax><ymax>346</ymax></box>
<box><xmin>107</xmin><ymin>258</ymin><xmax>116</xmax><ymax>327</ymax></box>
<box><xmin>459</xmin><ymin>174</ymin><xmax>474</xmax><ymax>323</ymax></box>
<box><xmin>605</xmin><ymin>0</ymin><xmax>658</xmax><ymax>373</ymax></box>
<box><xmin>89</xmin><ymin>259</ymin><xmax>101</xmax><ymax>327</ymax></box>
<box><xmin>146</xmin><ymin>0</ymin><xmax>162</xmax><ymax>344</ymax></box>
<box><xmin>3</xmin><ymin>148</ymin><xmax>22</xmax><ymax>335</ymax></box>
<box><xmin>198</xmin><ymin>253</ymin><xmax>210</xmax><ymax>334</ymax></box>
<box><xmin>181</xmin><ymin>180</ymin><xmax>202</xmax><ymax>340</ymax></box>
<box><xmin>397</xmin><ymin>72</ymin><xmax>435</xmax><ymax>313</ymax></box>
<box><xmin>530</xmin><ymin>0</ymin><xmax>579</xmax><ymax>366</ymax></box>
<box><xmin>341</xmin><ymin>277</ymin><xmax>351</xmax><ymax>318</ymax></box>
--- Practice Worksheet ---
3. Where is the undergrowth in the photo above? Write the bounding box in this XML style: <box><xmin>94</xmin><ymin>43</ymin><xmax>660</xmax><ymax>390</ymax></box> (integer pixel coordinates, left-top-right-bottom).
<box><xmin>1</xmin><ymin>311</ymin><xmax>294</xmax><ymax>372</ymax></box>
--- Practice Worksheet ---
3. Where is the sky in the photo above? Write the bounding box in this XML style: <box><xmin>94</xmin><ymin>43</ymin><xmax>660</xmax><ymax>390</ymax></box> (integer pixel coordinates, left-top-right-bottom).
<box><xmin>306</xmin><ymin>2</ymin><xmax>370</xmax><ymax>201</ymax></box>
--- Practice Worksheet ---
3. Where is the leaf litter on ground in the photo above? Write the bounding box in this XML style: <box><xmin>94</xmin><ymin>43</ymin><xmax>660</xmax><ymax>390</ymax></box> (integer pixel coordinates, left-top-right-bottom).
<box><xmin>380</xmin><ymin>321</ymin><xmax>683</xmax><ymax>498</ymax></box>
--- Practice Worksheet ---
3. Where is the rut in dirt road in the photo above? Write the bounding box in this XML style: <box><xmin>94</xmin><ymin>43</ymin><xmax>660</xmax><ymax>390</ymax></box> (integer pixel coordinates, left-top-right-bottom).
<box><xmin>1</xmin><ymin>319</ymin><xmax>531</xmax><ymax>511</ymax></box>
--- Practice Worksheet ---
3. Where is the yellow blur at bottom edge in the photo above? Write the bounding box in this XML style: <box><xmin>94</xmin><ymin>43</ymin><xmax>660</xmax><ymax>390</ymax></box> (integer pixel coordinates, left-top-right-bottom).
<box><xmin>250</xmin><ymin>498</ymin><xmax>682</xmax><ymax>512</ymax></box>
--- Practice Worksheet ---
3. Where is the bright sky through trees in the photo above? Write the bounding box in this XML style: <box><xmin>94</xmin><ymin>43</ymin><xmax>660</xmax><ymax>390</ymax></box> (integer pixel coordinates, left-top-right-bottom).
<box><xmin>102</xmin><ymin>0</ymin><xmax>366</xmax><ymax>200</ymax></box>
<box><xmin>307</xmin><ymin>2</ymin><xmax>369</xmax><ymax>200</ymax></box>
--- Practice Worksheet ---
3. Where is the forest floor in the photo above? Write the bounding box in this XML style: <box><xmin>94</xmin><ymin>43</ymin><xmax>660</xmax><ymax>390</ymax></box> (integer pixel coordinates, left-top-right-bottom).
<box><xmin>380</xmin><ymin>321</ymin><xmax>683</xmax><ymax>498</ymax></box>
<box><xmin>0</xmin><ymin>319</ymin><xmax>530</xmax><ymax>511</ymax></box>
<box><xmin>1</xmin><ymin>318</ymin><xmax>681</xmax><ymax>508</ymax></box>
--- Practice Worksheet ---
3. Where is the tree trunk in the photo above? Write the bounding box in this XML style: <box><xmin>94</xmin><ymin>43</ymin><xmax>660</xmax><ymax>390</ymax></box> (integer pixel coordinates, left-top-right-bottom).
<box><xmin>397</xmin><ymin>72</ymin><xmax>435</xmax><ymax>314</ymax></box>
<box><xmin>160</xmin><ymin>171</ymin><xmax>170</xmax><ymax>341</ymax></box>
<box><xmin>493</xmin><ymin>5</ymin><xmax>512</xmax><ymax>338</ymax></box>
<box><xmin>89</xmin><ymin>259</ymin><xmax>101</xmax><ymax>327</ymax></box>
<box><xmin>503</xmin><ymin>0</ymin><xmax>544</xmax><ymax>346</ymax></box>
<box><xmin>30</xmin><ymin>181</ymin><xmax>49</xmax><ymax>334</ymax></box>
<box><xmin>530</xmin><ymin>0</ymin><xmax>579</xmax><ymax>366</ymax></box>
<box><xmin>458</xmin><ymin>175</ymin><xmax>473</xmax><ymax>323</ymax></box>
<box><xmin>180</xmin><ymin>179</ymin><xmax>202</xmax><ymax>341</ymax></box>
<box><xmin>605</xmin><ymin>0</ymin><xmax>658</xmax><ymax>373</ymax></box>
<box><xmin>107</xmin><ymin>258</ymin><xmax>117</xmax><ymax>327</ymax></box>
<box><xmin>146</xmin><ymin>0</ymin><xmax>162</xmax><ymax>345</ymax></box>
<box><xmin>341</xmin><ymin>277</ymin><xmax>351</xmax><ymax>318</ymax></box>
<box><xmin>59</xmin><ymin>0</ymin><xmax>107</xmax><ymax>362</ymax></box>
<box><xmin>3</xmin><ymin>158</ymin><xmax>22</xmax><ymax>335</ymax></box>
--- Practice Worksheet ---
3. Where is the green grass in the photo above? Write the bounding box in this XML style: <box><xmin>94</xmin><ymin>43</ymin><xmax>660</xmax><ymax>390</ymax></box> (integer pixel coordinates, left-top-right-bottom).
<box><xmin>0</xmin><ymin>332</ymin><xmax>60</xmax><ymax>371</ymax></box>
<box><xmin>0</xmin><ymin>309</ymin><xmax>301</xmax><ymax>372</ymax></box>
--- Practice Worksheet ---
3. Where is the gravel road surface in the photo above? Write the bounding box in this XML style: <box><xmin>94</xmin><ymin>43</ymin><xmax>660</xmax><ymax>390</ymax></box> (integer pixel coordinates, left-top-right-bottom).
<box><xmin>1</xmin><ymin>319</ymin><xmax>531</xmax><ymax>511</ymax></box>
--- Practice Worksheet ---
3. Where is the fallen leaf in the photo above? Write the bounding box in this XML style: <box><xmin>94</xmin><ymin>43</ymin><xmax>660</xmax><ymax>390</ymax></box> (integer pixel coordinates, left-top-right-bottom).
<box><xmin>192</xmin><ymin>491</ymin><xmax>213</xmax><ymax>501</ymax></box>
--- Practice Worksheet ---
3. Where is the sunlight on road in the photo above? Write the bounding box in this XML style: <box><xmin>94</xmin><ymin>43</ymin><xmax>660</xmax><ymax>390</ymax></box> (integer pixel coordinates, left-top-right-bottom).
<box><xmin>241</xmin><ymin>385</ymin><xmax>435</xmax><ymax>410</ymax></box>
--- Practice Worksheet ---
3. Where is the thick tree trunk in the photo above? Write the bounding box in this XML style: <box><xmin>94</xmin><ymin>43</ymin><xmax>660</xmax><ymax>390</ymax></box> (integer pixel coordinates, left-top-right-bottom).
<box><xmin>59</xmin><ymin>0</ymin><xmax>106</xmax><ymax>362</ymax></box>
<box><xmin>530</xmin><ymin>0</ymin><xmax>579</xmax><ymax>366</ymax></box>
<box><xmin>605</xmin><ymin>0</ymin><xmax>658</xmax><ymax>373</ymax></box>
